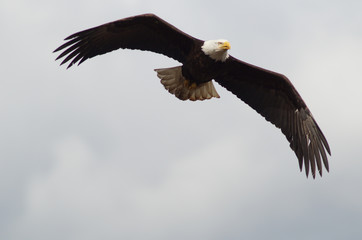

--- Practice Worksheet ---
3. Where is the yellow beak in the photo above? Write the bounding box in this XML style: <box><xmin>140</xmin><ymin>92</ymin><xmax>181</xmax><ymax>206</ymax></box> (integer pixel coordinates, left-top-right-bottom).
<box><xmin>220</xmin><ymin>41</ymin><xmax>231</xmax><ymax>50</ymax></box>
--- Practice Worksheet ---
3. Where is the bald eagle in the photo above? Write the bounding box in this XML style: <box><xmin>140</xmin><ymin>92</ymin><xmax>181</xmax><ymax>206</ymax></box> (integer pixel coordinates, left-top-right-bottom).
<box><xmin>54</xmin><ymin>13</ymin><xmax>331</xmax><ymax>178</ymax></box>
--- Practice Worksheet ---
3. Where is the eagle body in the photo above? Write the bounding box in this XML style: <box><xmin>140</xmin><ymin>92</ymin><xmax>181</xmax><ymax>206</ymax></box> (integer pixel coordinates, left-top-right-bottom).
<box><xmin>183</xmin><ymin>45</ymin><xmax>221</xmax><ymax>83</ymax></box>
<box><xmin>54</xmin><ymin>13</ymin><xmax>331</xmax><ymax>178</ymax></box>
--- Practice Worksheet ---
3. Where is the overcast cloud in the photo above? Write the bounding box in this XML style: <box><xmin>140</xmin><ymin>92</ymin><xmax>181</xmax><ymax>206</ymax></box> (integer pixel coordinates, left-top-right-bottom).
<box><xmin>1</xmin><ymin>0</ymin><xmax>362</xmax><ymax>239</ymax></box>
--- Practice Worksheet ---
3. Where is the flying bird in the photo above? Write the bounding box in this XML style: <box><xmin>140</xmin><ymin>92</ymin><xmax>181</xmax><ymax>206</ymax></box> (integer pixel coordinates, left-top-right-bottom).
<box><xmin>54</xmin><ymin>13</ymin><xmax>331</xmax><ymax>178</ymax></box>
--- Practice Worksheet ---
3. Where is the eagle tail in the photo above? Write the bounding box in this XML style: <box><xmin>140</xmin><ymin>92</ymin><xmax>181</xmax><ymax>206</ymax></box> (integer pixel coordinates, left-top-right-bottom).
<box><xmin>155</xmin><ymin>66</ymin><xmax>220</xmax><ymax>101</ymax></box>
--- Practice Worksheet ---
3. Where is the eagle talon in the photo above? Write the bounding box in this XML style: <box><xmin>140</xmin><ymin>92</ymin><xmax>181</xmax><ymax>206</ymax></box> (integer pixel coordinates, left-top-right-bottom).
<box><xmin>189</xmin><ymin>82</ymin><xmax>197</xmax><ymax>89</ymax></box>
<box><xmin>183</xmin><ymin>80</ymin><xmax>197</xmax><ymax>89</ymax></box>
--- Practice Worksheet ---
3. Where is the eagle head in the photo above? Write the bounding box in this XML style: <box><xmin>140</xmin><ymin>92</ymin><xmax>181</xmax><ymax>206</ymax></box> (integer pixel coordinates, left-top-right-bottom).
<box><xmin>201</xmin><ymin>39</ymin><xmax>231</xmax><ymax>62</ymax></box>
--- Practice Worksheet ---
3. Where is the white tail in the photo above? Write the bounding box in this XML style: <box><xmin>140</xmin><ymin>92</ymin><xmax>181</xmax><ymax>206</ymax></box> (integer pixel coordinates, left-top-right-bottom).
<box><xmin>154</xmin><ymin>66</ymin><xmax>220</xmax><ymax>101</ymax></box>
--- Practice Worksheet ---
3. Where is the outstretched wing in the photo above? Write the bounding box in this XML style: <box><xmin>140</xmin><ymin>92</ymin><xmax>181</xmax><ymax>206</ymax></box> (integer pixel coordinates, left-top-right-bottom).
<box><xmin>54</xmin><ymin>14</ymin><xmax>201</xmax><ymax>68</ymax></box>
<box><xmin>215</xmin><ymin>56</ymin><xmax>331</xmax><ymax>178</ymax></box>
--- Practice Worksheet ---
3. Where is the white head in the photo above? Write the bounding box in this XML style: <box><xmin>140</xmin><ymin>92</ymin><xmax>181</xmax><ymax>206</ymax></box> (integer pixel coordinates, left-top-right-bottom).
<box><xmin>201</xmin><ymin>39</ymin><xmax>231</xmax><ymax>62</ymax></box>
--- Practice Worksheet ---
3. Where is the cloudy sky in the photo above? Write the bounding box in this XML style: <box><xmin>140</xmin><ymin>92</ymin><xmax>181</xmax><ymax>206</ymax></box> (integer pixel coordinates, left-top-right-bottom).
<box><xmin>1</xmin><ymin>0</ymin><xmax>362</xmax><ymax>239</ymax></box>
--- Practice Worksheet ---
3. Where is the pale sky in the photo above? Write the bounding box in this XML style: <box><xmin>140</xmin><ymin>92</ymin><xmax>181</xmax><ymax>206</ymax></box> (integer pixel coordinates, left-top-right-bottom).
<box><xmin>1</xmin><ymin>0</ymin><xmax>362</xmax><ymax>239</ymax></box>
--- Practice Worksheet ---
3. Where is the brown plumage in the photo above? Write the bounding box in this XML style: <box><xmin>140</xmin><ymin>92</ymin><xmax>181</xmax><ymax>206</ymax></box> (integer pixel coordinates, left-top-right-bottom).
<box><xmin>54</xmin><ymin>13</ymin><xmax>331</xmax><ymax>178</ymax></box>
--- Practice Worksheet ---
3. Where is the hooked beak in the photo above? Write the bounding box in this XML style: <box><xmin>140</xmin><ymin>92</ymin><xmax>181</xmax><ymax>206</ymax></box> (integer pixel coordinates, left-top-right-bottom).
<box><xmin>220</xmin><ymin>41</ymin><xmax>231</xmax><ymax>50</ymax></box>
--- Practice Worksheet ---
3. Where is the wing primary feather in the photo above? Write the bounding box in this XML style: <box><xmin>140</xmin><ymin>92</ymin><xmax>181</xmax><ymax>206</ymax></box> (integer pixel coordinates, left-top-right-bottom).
<box><xmin>298</xmin><ymin>115</ymin><xmax>309</xmax><ymax>177</ymax></box>
<box><xmin>55</xmin><ymin>41</ymin><xmax>84</xmax><ymax>61</ymax></box>
<box><xmin>308</xmin><ymin>140</ymin><xmax>316</xmax><ymax>178</ymax></box>
<box><xmin>313</xmin><ymin>141</ymin><xmax>323</xmax><ymax>175</ymax></box>
<box><xmin>306</xmin><ymin>118</ymin><xmax>323</xmax><ymax>176</ymax></box>
<box><xmin>309</xmin><ymin>118</ymin><xmax>330</xmax><ymax>172</ymax></box>
<box><xmin>60</xmin><ymin>50</ymin><xmax>81</xmax><ymax>67</ymax></box>
<box><xmin>312</xmin><ymin>132</ymin><xmax>323</xmax><ymax>175</ymax></box>
<box><xmin>317</xmin><ymin>137</ymin><xmax>329</xmax><ymax>172</ymax></box>
<box><xmin>54</xmin><ymin>40</ymin><xmax>75</xmax><ymax>54</ymax></box>
<box><xmin>315</xmin><ymin>123</ymin><xmax>331</xmax><ymax>155</ymax></box>
<box><xmin>290</xmin><ymin>111</ymin><xmax>302</xmax><ymax>171</ymax></box>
